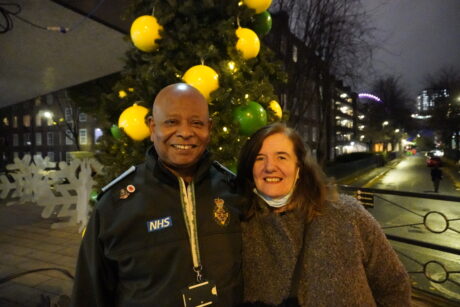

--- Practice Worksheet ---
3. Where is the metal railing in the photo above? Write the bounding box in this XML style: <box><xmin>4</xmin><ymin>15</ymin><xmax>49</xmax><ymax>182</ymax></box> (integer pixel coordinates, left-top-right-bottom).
<box><xmin>340</xmin><ymin>185</ymin><xmax>460</xmax><ymax>304</ymax></box>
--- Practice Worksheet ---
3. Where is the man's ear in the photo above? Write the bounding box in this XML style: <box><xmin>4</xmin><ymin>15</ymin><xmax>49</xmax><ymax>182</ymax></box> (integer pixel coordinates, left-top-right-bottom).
<box><xmin>148</xmin><ymin>116</ymin><xmax>155</xmax><ymax>142</ymax></box>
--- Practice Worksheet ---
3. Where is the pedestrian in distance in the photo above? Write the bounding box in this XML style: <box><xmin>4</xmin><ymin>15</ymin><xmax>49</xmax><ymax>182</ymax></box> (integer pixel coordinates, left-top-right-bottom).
<box><xmin>236</xmin><ymin>123</ymin><xmax>412</xmax><ymax>306</ymax></box>
<box><xmin>431</xmin><ymin>165</ymin><xmax>443</xmax><ymax>193</ymax></box>
<box><xmin>71</xmin><ymin>83</ymin><xmax>243</xmax><ymax>306</ymax></box>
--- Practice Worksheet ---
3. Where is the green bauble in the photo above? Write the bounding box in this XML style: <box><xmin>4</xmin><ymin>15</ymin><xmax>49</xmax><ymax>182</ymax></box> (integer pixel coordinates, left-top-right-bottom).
<box><xmin>233</xmin><ymin>101</ymin><xmax>267</xmax><ymax>136</ymax></box>
<box><xmin>90</xmin><ymin>190</ymin><xmax>99</xmax><ymax>202</ymax></box>
<box><xmin>251</xmin><ymin>11</ymin><xmax>272</xmax><ymax>37</ymax></box>
<box><xmin>110</xmin><ymin>124</ymin><xmax>122</xmax><ymax>140</ymax></box>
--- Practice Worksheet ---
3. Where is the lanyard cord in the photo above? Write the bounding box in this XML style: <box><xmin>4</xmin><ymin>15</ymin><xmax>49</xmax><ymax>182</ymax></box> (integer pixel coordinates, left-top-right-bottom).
<box><xmin>178</xmin><ymin>177</ymin><xmax>203</xmax><ymax>282</ymax></box>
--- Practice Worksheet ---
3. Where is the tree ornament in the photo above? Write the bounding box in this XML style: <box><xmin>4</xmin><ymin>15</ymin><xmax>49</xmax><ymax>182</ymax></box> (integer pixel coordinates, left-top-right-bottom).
<box><xmin>235</xmin><ymin>27</ymin><xmax>260</xmax><ymax>59</ymax></box>
<box><xmin>118</xmin><ymin>104</ymin><xmax>151</xmax><ymax>141</ymax></box>
<box><xmin>110</xmin><ymin>124</ymin><xmax>123</xmax><ymax>140</ymax></box>
<box><xmin>130</xmin><ymin>15</ymin><xmax>163</xmax><ymax>52</ymax></box>
<box><xmin>243</xmin><ymin>0</ymin><xmax>272</xmax><ymax>14</ymax></box>
<box><xmin>90</xmin><ymin>190</ymin><xmax>98</xmax><ymax>202</ymax></box>
<box><xmin>268</xmin><ymin>100</ymin><xmax>282</xmax><ymax>119</ymax></box>
<box><xmin>251</xmin><ymin>11</ymin><xmax>272</xmax><ymax>36</ymax></box>
<box><xmin>183</xmin><ymin>65</ymin><xmax>219</xmax><ymax>100</ymax></box>
<box><xmin>233</xmin><ymin>101</ymin><xmax>267</xmax><ymax>136</ymax></box>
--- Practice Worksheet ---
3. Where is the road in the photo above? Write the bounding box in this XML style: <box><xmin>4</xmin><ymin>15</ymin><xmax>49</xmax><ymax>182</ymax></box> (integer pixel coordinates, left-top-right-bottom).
<box><xmin>350</xmin><ymin>154</ymin><xmax>460</xmax><ymax>303</ymax></box>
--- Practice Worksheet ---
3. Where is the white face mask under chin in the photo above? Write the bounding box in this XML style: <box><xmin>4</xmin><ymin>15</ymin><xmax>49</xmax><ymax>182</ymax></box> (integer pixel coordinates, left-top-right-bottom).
<box><xmin>253</xmin><ymin>168</ymin><xmax>300</xmax><ymax>208</ymax></box>
<box><xmin>253</xmin><ymin>188</ymin><xmax>294</xmax><ymax>208</ymax></box>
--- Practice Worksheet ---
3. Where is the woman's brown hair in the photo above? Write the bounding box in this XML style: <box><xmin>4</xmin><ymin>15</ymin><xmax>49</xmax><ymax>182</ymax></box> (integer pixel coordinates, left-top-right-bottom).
<box><xmin>236</xmin><ymin>123</ymin><xmax>337</xmax><ymax>221</ymax></box>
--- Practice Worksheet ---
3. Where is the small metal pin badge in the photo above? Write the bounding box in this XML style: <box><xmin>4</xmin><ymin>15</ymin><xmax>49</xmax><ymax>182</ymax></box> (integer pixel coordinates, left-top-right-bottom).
<box><xmin>120</xmin><ymin>184</ymin><xmax>136</xmax><ymax>199</ymax></box>
<box><xmin>127</xmin><ymin>184</ymin><xmax>136</xmax><ymax>193</ymax></box>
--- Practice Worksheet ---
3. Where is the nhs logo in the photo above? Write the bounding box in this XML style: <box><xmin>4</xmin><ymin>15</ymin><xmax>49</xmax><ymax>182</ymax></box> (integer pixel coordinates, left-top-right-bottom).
<box><xmin>147</xmin><ymin>216</ymin><xmax>172</xmax><ymax>232</ymax></box>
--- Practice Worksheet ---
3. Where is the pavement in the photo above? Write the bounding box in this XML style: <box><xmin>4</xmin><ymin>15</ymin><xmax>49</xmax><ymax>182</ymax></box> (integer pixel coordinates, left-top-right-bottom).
<box><xmin>0</xmin><ymin>199</ymin><xmax>81</xmax><ymax>307</ymax></box>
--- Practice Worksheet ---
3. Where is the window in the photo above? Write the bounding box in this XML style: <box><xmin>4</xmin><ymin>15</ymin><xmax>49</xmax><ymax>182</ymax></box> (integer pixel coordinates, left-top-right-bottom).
<box><xmin>13</xmin><ymin>134</ymin><xmax>19</xmax><ymax>146</ymax></box>
<box><xmin>47</xmin><ymin>152</ymin><xmax>55</xmax><ymax>162</ymax></box>
<box><xmin>23</xmin><ymin>115</ymin><xmax>31</xmax><ymax>127</ymax></box>
<box><xmin>13</xmin><ymin>116</ymin><xmax>18</xmax><ymax>128</ymax></box>
<box><xmin>35</xmin><ymin>113</ymin><xmax>42</xmax><ymax>127</ymax></box>
<box><xmin>65</xmin><ymin>108</ymin><xmax>72</xmax><ymax>122</ymax></box>
<box><xmin>65</xmin><ymin>152</ymin><xmax>72</xmax><ymax>162</ymax></box>
<box><xmin>47</xmin><ymin>132</ymin><xmax>54</xmax><ymax>145</ymax></box>
<box><xmin>65</xmin><ymin>130</ymin><xmax>74</xmax><ymax>145</ymax></box>
<box><xmin>35</xmin><ymin>132</ymin><xmax>42</xmax><ymax>146</ymax></box>
<box><xmin>79</xmin><ymin>112</ymin><xmax>87</xmax><ymax>122</ymax></box>
<box><xmin>94</xmin><ymin>128</ymin><xmax>103</xmax><ymax>143</ymax></box>
<box><xmin>2</xmin><ymin>117</ymin><xmax>9</xmax><ymax>126</ymax></box>
<box><xmin>79</xmin><ymin>128</ymin><xmax>88</xmax><ymax>145</ymax></box>
<box><xmin>292</xmin><ymin>45</ymin><xmax>298</xmax><ymax>63</ymax></box>
<box><xmin>23</xmin><ymin>133</ymin><xmax>31</xmax><ymax>146</ymax></box>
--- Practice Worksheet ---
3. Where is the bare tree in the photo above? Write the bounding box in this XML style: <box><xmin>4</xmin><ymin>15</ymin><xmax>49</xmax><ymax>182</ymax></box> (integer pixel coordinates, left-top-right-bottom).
<box><xmin>363</xmin><ymin>75</ymin><xmax>415</xmax><ymax>150</ymax></box>
<box><xmin>271</xmin><ymin>0</ymin><xmax>376</xmax><ymax>163</ymax></box>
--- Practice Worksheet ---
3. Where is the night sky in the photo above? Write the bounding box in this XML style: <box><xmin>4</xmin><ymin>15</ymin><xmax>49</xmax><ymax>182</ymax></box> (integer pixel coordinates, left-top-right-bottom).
<box><xmin>361</xmin><ymin>0</ymin><xmax>460</xmax><ymax>98</ymax></box>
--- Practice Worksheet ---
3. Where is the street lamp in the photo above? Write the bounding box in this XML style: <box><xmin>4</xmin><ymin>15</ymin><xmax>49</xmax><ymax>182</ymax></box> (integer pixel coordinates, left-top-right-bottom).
<box><xmin>382</xmin><ymin>121</ymin><xmax>389</xmax><ymax>127</ymax></box>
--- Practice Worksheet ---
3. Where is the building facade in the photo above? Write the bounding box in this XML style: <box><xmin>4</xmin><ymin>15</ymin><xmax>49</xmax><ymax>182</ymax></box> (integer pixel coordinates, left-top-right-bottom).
<box><xmin>0</xmin><ymin>90</ymin><xmax>101</xmax><ymax>171</ymax></box>
<box><xmin>264</xmin><ymin>12</ymin><xmax>366</xmax><ymax>162</ymax></box>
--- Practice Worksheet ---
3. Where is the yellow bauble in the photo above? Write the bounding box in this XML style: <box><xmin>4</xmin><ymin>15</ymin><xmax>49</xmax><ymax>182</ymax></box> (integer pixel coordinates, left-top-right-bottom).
<box><xmin>130</xmin><ymin>15</ymin><xmax>163</xmax><ymax>52</ymax></box>
<box><xmin>269</xmin><ymin>100</ymin><xmax>282</xmax><ymax>119</ymax></box>
<box><xmin>182</xmin><ymin>65</ymin><xmax>219</xmax><ymax>100</ymax></box>
<box><xmin>243</xmin><ymin>0</ymin><xmax>272</xmax><ymax>14</ymax></box>
<box><xmin>118</xmin><ymin>104</ymin><xmax>150</xmax><ymax>141</ymax></box>
<box><xmin>235</xmin><ymin>27</ymin><xmax>260</xmax><ymax>59</ymax></box>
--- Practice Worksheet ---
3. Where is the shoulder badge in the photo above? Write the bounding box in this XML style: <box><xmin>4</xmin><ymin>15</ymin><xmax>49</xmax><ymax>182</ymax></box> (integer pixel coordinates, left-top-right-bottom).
<box><xmin>213</xmin><ymin>198</ymin><xmax>230</xmax><ymax>226</ymax></box>
<box><xmin>97</xmin><ymin>166</ymin><xmax>136</xmax><ymax>200</ymax></box>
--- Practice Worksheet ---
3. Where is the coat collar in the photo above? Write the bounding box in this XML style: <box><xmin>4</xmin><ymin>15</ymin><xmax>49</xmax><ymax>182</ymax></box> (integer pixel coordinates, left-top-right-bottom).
<box><xmin>145</xmin><ymin>145</ymin><xmax>213</xmax><ymax>186</ymax></box>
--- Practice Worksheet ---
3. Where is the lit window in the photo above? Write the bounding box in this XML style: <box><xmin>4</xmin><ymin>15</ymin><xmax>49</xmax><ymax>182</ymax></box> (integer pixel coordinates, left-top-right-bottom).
<box><xmin>65</xmin><ymin>130</ymin><xmax>74</xmax><ymax>145</ymax></box>
<box><xmin>23</xmin><ymin>133</ymin><xmax>31</xmax><ymax>146</ymax></box>
<box><xmin>79</xmin><ymin>112</ymin><xmax>87</xmax><ymax>122</ymax></box>
<box><xmin>35</xmin><ymin>133</ymin><xmax>42</xmax><ymax>146</ymax></box>
<box><xmin>23</xmin><ymin>115</ymin><xmax>31</xmax><ymax>127</ymax></box>
<box><xmin>47</xmin><ymin>152</ymin><xmax>55</xmax><ymax>162</ymax></box>
<box><xmin>47</xmin><ymin>132</ymin><xmax>54</xmax><ymax>145</ymax></box>
<box><xmin>35</xmin><ymin>113</ymin><xmax>42</xmax><ymax>127</ymax></box>
<box><xmin>13</xmin><ymin>116</ymin><xmax>18</xmax><ymax>128</ymax></box>
<box><xmin>65</xmin><ymin>108</ymin><xmax>72</xmax><ymax>122</ymax></box>
<box><xmin>79</xmin><ymin>128</ymin><xmax>88</xmax><ymax>145</ymax></box>
<box><xmin>94</xmin><ymin>128</ymin><xmax>103</xmax><ymax>143</ymax></box>
<box><xmin>2</xmin><ymin>117</ymin><xmax>9</xmax><ymax>126</ymax></box>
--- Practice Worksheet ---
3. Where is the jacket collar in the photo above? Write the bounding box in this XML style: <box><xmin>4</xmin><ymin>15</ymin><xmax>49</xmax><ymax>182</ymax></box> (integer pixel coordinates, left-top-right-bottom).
<box><xmin>145</xmin><ymin>145</ymin><xmax>213</xmax><ymax>186</ymax></box>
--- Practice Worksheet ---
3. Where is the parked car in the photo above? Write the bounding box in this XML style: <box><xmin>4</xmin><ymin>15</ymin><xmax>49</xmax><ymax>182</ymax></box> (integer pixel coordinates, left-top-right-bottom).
<box><xmin>426</xmin><ymin>156</ymin><xmax>442</xmax><ymax>167</ymax></box>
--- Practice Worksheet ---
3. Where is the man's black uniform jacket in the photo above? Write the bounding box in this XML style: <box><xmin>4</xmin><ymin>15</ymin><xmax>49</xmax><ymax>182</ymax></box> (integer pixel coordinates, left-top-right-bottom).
<box><xmin>71</xmin><ymin>147</ymin><xmax>243</xmax><ymax>306</ymax></box>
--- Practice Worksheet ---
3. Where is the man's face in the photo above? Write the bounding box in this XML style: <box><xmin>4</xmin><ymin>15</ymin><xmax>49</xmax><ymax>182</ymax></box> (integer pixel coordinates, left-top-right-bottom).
<box><xmin>150</xmin><ymin>87</ymin><xmax>211</xmax><ymax>172</ymax></box>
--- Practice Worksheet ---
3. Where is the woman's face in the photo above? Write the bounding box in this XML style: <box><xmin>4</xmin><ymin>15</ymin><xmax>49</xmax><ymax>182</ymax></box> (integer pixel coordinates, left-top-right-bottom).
<box><xmin>252</xmin><ymin>133</ymin><xmax>299</xmax><ymax>198</ymax></box>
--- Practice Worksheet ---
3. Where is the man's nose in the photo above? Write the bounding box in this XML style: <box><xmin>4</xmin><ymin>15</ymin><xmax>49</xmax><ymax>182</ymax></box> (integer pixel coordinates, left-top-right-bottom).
<box><xmin>176</xmin><ymin>123</ymin><xmax>193</xmax><ymax>138</ymax></box>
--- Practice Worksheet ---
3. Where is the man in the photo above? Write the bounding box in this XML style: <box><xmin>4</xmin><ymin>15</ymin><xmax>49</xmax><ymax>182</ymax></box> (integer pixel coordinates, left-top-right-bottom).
<box><xmin>71</xmin><ymin>83</ymin><xmax>243</xmax><ymax>306</ymax></box>
<box><xmin>431</xmin><ymin>165</ymin><xmax>443</xmax><ymax>193</ymax></box>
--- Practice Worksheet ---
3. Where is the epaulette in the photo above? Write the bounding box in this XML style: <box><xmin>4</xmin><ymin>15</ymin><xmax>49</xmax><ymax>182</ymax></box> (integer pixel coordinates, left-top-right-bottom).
<box><xmin>212</xmin><ymin>161</ymin><xmax>237</xmax><ymax>189</ymax></box>
<box><xmin>97</xmin><ymin>166</ymin><xmax>136</xmax><ymax>200</ymax></box>
<box><xmin>212</xmin><ymin>161</ymin><xmax>235</xmax><ymax>177</ymax></box>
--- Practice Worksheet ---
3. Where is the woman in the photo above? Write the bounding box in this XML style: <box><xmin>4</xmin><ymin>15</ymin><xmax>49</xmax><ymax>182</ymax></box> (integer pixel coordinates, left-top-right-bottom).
<box><xmin>236</xmin><ymin>123</ymin><xmax>411</xmax><ymax>306</ymax></box>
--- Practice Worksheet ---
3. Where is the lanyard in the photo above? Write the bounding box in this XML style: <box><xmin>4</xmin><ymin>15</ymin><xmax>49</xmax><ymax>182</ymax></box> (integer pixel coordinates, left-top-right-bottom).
<box><xmin>178</xmin><ymin>177</ymin><xmax>203</xmax><ymax>282</ymax></box>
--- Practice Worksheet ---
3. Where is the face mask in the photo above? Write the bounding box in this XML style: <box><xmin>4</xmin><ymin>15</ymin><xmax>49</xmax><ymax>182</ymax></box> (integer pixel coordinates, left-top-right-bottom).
<box><xmin>253</xmin><ymin>168</ymin><xmax>300</xmax><ymax>208</ymax></box>
<box><xmin>253</xmin><ymin>188</ymin><xmax>294</xmax><ymax>208</ymax></box>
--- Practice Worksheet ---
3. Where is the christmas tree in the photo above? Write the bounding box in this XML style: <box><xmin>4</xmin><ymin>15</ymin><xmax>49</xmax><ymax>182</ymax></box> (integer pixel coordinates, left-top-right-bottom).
<box><xmin>73</xmin><ymin>0</ymin><xmax>286</xmax><ymax>187</ymax></box>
